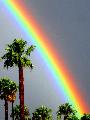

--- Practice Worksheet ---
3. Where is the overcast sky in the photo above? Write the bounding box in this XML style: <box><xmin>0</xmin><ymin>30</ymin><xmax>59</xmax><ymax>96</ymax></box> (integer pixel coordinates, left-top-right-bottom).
<box><xmin>0</xmin><ymin>0</ymin><xmax>90</xmax><ymax>119</ymax></box>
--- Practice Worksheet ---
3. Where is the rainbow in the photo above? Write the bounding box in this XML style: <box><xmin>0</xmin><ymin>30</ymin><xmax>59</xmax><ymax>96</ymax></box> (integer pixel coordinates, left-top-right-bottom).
<box><xmin>2</xmin><ymin>0</ymin><xmax>89</xmax><ymax>116</ymax></box>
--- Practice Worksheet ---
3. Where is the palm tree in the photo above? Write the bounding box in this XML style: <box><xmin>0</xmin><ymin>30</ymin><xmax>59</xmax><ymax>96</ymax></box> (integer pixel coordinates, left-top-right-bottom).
<box><xmin>10</xmin><ymin>105</ymin><xmax>30</xmax><ymax>120</ymax></box>
<box><xmin>32</xmin><ymin>105</ymin><xmax>52</xmax><ymax>120</ymax></box>
<box><xmin>80</xmin><ymin>113</ymin><xmax>90</xmax><ymax>120</ymax></box>
<box><xmin>56</xmin><ymin>103</ymin><xmax>76</xmax><ymax>120</ymax></box>
<box><xmin>0</xmin><ymin>77</ymin><xmax>18</xmax><ymax>120</ymax></box>
<box><xmin>1</xmin><ymin>39</ymin><xmax>35</xmax><ymax>120</ymax></box>
<box><xmin>7</xmin><ymin>90</ymin><xmax>18</xmax><ymax>120</ymax></box>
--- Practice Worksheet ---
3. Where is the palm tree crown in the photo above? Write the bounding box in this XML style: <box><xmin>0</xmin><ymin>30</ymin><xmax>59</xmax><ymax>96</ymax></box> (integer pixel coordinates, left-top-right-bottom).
<box><xmin>1</xmin><ymin>38</ymin><xmax>35</xmax><ymax>69</ymax></box>
<box><xmin>0</xmin><ymin>77</ymin><xmax>18</xmax><ymax>100</ymax></box>
<box><xmin>10</xmin><ymin>105</ymin><xmax>30</xmax><ymax>120</ymax></box>
<box><xmin>32</xmin><ymin>105</ymin><xmax>52</xmax><ymax>120</ymax></box>
<box><xmin>81</xmin><ymin>113</ymin><xmax>90</xmax><ymax>120</ymax></box>
<box><xmin>57</xmin><ymin>103</ymin><xmax>76</xmax><ymax>120</ymax></box>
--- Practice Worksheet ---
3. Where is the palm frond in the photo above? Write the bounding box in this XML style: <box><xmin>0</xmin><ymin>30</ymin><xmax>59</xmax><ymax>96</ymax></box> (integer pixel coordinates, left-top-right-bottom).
<box><xmin>20</xmin><ymin>56</ymin><xmax>33</xmax><ymax>69</ymax></box>
<box><xmin>25</xmin><ymin>45</ymin><xmax>36</xmax><ymax>56</ymax></box>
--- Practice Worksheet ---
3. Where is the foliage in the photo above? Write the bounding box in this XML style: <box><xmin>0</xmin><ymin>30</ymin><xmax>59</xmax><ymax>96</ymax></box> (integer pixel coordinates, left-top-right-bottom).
<box><xmin>57</xmin><ymin>103</ymin><xmax>76</xmax><ymax>120</ymax></box>
<box><xmin>1</xmin><ymin>38</ymin><xmax>35</xmax><ymax>69</ymax></box>
<box><xmin>67</xmin><ymin>115</ymin><xmax>79</xmax><ymax>120</ymax></box>
<box><xmin>10</xmin><ymin>105</ymin><xmax>30</xmax><ymax>120</ymax></box>
<box><xmin>32</xmin><ymin>105</ymin><xmax>52</xmax><ymax>120</ymax></box>
<box><xmin>80</xmin><ymin>113</ymin><xmax>90</xmax><ymax>120</ymax></box>
<box><xmin>0</xmin><ymin>77</ymin><xmax>18</xmax><ymax>100</ymax></box>
<box><xmin>7</xmin><ymin>91</ymin><xmax>16</xmax><ymax>102</ymax></box>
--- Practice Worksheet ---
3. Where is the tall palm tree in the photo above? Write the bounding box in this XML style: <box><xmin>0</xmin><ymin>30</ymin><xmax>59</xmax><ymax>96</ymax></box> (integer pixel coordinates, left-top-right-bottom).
<box><xmin>1</xmin><ymin>39</ymin><xmax>35</xmax><ymax>120</ymax></box>
<box><xmin>0</xmin><ymin>77</ymin><xmax>18</xmax><ymax>120</ymax></box>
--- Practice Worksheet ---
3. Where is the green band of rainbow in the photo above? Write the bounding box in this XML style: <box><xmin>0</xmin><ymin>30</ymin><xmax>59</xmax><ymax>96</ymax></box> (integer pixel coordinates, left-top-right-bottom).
<box><xmin>2</xmin><ymin>0</ymin><xmax>89</xmax><ymax>117</ymax></box>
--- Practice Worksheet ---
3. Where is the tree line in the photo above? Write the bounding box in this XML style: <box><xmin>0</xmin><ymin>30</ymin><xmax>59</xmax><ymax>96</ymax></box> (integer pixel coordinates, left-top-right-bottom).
<box><xmin>0</xmin><ymin>39</ymin><xmax>90</xmax><ymax>120</ymax></box>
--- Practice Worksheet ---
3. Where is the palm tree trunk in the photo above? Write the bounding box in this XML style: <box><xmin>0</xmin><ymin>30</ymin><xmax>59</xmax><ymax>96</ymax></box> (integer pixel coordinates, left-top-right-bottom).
<box><xmin>5</xmin><ymin>99</ymin><xmax>8</xmax><ymax>120</ymax></box>
<box><xmin>12</xmin><ymin>101</ymin><xmax>14</xmax><ymax>120</ymax></box>
<box><xmin>19</xmin><ymin>66</ymin><xmax>24</xmax><ymax>120</ymax></box>
<box><xmin>64</xmin><ymin>115</ymin><xmax>68</xmax><ymax>120</ymax></box>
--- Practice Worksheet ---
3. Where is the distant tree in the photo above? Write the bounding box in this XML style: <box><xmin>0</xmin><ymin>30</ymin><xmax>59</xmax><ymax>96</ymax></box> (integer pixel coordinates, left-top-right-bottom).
<box><xmin>80</xmin><ymin>113</ymin><xmax>90</xmax><ymax>120</ymax></box>
<box><xmin>0</xmin><ymin>77</ymin><xmax>18</xmax><ymax>120</ymax></box>
<box><xmin>10</xmin><ymin>105</ymin><xmax>30</xmax><ymax>120</ymax></box>
<box><xmin>57</xmin><ymin>103</ymin><xmax>76</xmax><ymax>120</ymax></box>
<box><xmin>32</xmin><ymin>105</ymin><xmax>52</xmax><ymax>120</ymax></box>
<box><xmin>1</xmin><ymin>39</ymin><xmax>35</xmax><ymax>120</ymax></box>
